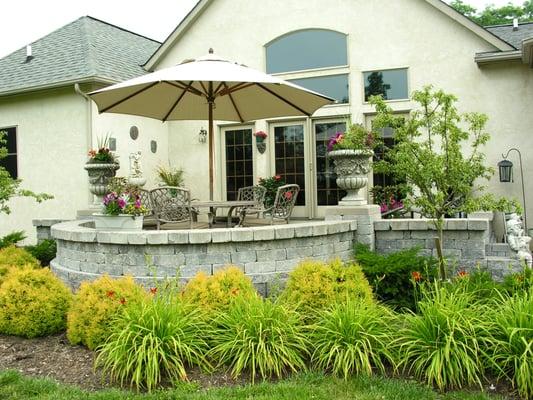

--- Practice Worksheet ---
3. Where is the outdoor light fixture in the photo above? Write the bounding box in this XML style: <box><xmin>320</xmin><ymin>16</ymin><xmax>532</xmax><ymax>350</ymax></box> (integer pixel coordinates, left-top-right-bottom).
<box><xmin>198</xmin><ymin>127</ymin><xmax>207</xmax><ymax>143</ymax></box>
<box><xmin>498</xmin><ymin>148</ymin><xmax>527</xmax><ymax>231</ymax></box>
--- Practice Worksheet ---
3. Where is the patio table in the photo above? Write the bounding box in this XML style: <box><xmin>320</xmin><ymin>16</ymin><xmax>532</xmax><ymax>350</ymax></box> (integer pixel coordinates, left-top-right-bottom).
<box><xmin>191</xmin><ymin>200</ymin><xmax>257</xmax><ymax>228</ymax></box>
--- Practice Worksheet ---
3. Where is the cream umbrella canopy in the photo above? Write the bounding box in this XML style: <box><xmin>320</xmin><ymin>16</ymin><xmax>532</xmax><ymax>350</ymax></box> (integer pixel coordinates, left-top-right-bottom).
<box><xmin>89</xmin><ymin>50</ymin><xmax>335</xmax><ymax>200</ymax></box>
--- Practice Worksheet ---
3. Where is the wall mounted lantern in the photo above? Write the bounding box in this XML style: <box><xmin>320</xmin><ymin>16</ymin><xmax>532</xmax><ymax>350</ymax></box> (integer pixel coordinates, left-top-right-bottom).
<box><xmin>198</xmin><ymin>127</ymin><xmax>207</xmax><ymax>143</ymax></box>
<box><xmin>498</xmin><ymin>148</ymin><xmax>527</xmax><ymax>231</ymax></box>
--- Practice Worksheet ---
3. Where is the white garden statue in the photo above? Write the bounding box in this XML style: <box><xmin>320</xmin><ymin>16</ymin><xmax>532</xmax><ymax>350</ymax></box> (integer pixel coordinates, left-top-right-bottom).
<box><xmin>128</xmin><ymin>151</ymin><xmax>147</xmax><ymax>187</ymax></box>
<box><xmin>506</xmin><ymin>213</ymin><xmax>532</xmax><ymax>267</ymax></box>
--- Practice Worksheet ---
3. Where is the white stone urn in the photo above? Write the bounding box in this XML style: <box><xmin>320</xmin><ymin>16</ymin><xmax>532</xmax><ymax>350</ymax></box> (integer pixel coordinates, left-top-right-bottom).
<box><xmin>328</xmin><ymin>149</ymin><xmax>373</xmax><ymax>206</ymax></box>
<box><xmin>92</xmin><ymin>214</ymin><xmax>143</xmax><ymax>231</ymax></box>
<box><xmin>84</xmin><ymin>162</ymin><xmax>120</xmax><ymax>197</ymax></box>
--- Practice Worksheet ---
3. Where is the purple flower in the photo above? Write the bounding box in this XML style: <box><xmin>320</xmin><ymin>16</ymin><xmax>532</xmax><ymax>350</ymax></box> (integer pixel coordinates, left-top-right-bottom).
<box><xmin>380</xmin><ymin>203</ymin><xmax>389</xmax><ymax>213</ymax></box>
<box><xmin>117</xmin><ymin>198</ymin><xmax>127</xmax><ymax>209</ymax></box>
<box><xmin>327</xmin><ymin>132</ymin><xmax>344</xmax><ymax>152</ymax></box>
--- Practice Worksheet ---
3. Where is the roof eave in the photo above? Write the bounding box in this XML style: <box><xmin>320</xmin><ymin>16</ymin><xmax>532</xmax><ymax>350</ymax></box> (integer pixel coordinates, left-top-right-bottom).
<box><xmin>0</xmin><ymin>76</ymin><xmax>117</xmax><ymax>98</ymax></box>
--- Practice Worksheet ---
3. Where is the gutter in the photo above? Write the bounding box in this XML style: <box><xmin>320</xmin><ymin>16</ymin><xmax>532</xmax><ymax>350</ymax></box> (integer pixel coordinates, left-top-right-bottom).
<box><xmin>475</xmin><ymin>50</ymin><xmax>522</xmax><ymax>65</ymax></box>
<box><xmin>0</xmin><ymin>76</ymin><xmax>117</xmax><ymax>98</ymax></box>
<box><xmin>74</xmin><ymin>83</ymin><xmax>94</xmax><ymax>206</ymax></box>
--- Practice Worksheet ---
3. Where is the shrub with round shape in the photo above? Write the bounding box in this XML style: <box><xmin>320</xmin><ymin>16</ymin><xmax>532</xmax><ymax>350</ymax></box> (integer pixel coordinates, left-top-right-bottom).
<box><xmin>310</xmin><ymin>300</ymin><xmax>397</xmax><ymax>379</ymax></box>
<box><xmin>0</xmin><ymin>268</ymin><xmax>72</xmax><ymax>338</ymax></box>
<box><xmin>281</xmin><ymin>258</ymin><xmax>373</xmax><ymax>313</ymax></box>
<box><xmin>96</xmin><ymin>295</ymin><xmax>211</xmax><ymax>392</ymax></box>
<box><xmin>182</xmin><ymin>266</ymin><xmax>257</xmax><ymax>312</ymax></box>
<box><xmin>209</xmin><ymin>295</ymin><xmax>309</xmax><ymax>382</ymax></box>
<box><xmin>67</xmin><ymin>275</ymin><xmax>147</xmax><ymax>350</ymax></box>
<box><xmin>0</xmin><ymin>245</ymin><xmax>40</xmax><ymax>285</ymax></box>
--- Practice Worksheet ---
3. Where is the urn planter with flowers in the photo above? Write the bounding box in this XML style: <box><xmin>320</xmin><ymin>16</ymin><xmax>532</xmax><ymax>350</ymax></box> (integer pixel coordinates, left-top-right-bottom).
<box><xmin>327</xmin><ymin>125</ymin><xmax>379</xmax><ymax>206</ymax></box>
<box><xmin>84</xmin><ymin>135</ymin><xmax>120</xmax><ymax>203</ymax></box>
<box><xmin>254</xmin><ymin>130</ymin><xmax>268</xmax><ymax>154</ymax></box>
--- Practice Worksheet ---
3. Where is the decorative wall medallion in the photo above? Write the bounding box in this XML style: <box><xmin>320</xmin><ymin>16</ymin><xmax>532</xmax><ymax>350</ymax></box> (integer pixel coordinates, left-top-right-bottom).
<box><xmin>108</xmin><ymin>137</ymin><xmax>117</xmax><ymax>151</ymax></box>
<box><xmin>130</xmin><ymin>126</ymin><xmax>139</xmax><ymax>140</ymax></box>
<box><xmin>150</xmin><ymin>140</ymin><xmax>157</xmax><ymax>153</ymax></box>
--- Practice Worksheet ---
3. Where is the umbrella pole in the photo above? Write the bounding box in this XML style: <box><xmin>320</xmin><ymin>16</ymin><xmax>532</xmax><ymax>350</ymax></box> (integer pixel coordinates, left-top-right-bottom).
<box><xmin>208</xmin><ymin>98</ymin><xmax>214</xmax><ymax>201</ymax></box>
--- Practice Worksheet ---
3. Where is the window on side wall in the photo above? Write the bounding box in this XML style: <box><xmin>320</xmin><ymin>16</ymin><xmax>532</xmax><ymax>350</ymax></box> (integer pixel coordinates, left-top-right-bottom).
<box><xmin>363</xmin><ymin>68</ymin><xmax>408</xmax><ymax>102</ymax></box>
<box><xmin>0</xmin><ymin>127</ymin><xmax>17</xmax><ymax>179</ymax></box>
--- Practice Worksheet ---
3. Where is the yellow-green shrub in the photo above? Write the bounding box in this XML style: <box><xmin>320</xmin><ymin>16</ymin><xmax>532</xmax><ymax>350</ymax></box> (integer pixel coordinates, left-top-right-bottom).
<box><xmin>67</xmin><ymin>275</ymin><xmax>147</xmax><ymax>350</ymax></box>
<box><xmin>281</xmin><ymin>258</ymin><xmax>373</xmax><ymax>313</ymax></box>
<box><xmin>0</xmin><ymin>268</ymin><xmax>72</xmax><ymax>338</ymax></box>
<box><xmin>182</xmin><ymin>266</ymin><xmax>257</xmax><ymax>312</ymax></box>
<box><xmin>0</xmin><ymin>246</ymin><xmax>40</xmax><ymax>285</ymax></box>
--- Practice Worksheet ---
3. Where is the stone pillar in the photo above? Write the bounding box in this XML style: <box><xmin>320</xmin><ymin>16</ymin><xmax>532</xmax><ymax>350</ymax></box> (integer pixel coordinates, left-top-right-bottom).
<box><xmin>325</xmin><ymin>205</ymin><xmax>381</xmax><ymax>250</ymax></box>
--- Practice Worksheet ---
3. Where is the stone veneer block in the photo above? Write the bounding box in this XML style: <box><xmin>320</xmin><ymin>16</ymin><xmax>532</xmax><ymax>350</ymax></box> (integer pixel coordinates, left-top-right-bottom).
<box><xmin>211</xmin><ymin>229</ymin><xmax>232</xmax><ymax>243</ymax></box>
<box><xmin>446</xmin><ymin>219</ymin><xmax>468</xmax><ymax>230</ymax></box>
<box><xmin>147</xmin><ymin>232</ymin><xmax>168</xmax><ymax>244</ymax></box>
<box><xmin>409</xmin><ymin>220</ymin><xmax>429</xmax><ymax>230</ymax></box>
<box><xmin>231</xmin><ymin>228</ymin><xmax>254</xmax><ymax>242</ymax></box>
<box><xmin>350</xmin><ymin>220</ymin><xmax>358</xmax><ymax>231</ymax></box>
<box><xmin>127</xmin><ymin>233</ymin><xmax>148</xmax><ymax>245</ymax></box>
<box><xmin>189</xmin><ymin>230</ymin><xmax>212</xmax><ymax>244</ymax></box>
<box><xmin>314</xmin><ymin>223</ymin><xmax>329</xmax><ymax>236</ymax></box>
<box><xmin>274</xmin><ymin>225</ymin><xmax>295</xmax><ymax>239</ymax></box>
<box><xmin>168</xmin><ymin>231</ymin><xmax>189</xmax><ymax>244</ymax></box>
<box><xmin>97</xmin><ymin>231</ymin><xmax>128</xmax><ymax>244</ymax></box>
<box><xmin>71</xmin><ymin>230</ymin><xmax>97</xmax><ymax>242</ymax></box>
<box><xmin>231</xmin><ymin>251</ymin><xmax>257</xmax><ymax>264</ymax></box>
<box><xmin>390</xmin><ymin>220</ymin><xmax>409</xmax><ymax>230</ymax></box>
<box><xmin>256</xmin><ymin>249</ymin><xmax>287</xmax><ymax>262</ymax></box>
<box><xmin>253</xmin><ymin>227</ymin><xmax>276</xmax><ymax>241</ymax></box>
<box><xmin>467</xmin><ymin>219</ymin><xmax>489</xmax><ymax>231</ymax></box>
<box><xmin>245</xmin><ymin>261</ymin><xmax>276</xmax><ymax>274</ymax></box>
<box><xmin>336</xmin><ymin>221</ymin><xmax>351</xmax><ymax>233</ymax></box>
<box><xmin>374</xmin><ymin>221</ymin><xmax>390</xmax><ymax>231</ymax></box>
<box><xmin>294</xmin><ymin>225</ymin><xmax>313</xmax><ymax>237</ymax></box>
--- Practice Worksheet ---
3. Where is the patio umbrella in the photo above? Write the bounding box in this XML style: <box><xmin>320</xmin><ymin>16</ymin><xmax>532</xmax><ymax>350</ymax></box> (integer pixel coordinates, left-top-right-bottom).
<box><xmin>88</xmin><ymin>49</ymin><xmax>334</xmax><ymax>200</ymax></box>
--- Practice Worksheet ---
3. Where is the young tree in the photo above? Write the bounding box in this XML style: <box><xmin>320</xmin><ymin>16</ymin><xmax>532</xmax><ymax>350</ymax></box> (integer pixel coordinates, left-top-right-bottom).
<box><xmin>0</xmin><ymin>130</ymin><xmax>52</xmax><ymax>214</ymax></box>
<box><xmin>450</xmin><ymin>0</ymin><xmax>531</xmax><ymax>25</ymax></box>
<box><xmin>370</xmin><ymin>87</ymin><xmax>518</xmax><ymax>279</ymax></box>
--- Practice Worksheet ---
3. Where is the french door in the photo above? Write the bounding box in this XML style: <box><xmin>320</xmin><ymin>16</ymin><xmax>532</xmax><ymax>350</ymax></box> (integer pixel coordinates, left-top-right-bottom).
<box><xmin>220</xmin><ymin>127</ymin><xmax>254</xmax><ymax>200</ymax></box>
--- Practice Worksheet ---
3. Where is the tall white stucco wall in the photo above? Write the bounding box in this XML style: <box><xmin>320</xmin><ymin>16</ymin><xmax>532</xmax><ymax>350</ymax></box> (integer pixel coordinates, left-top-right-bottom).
<box><xmin>0</xmin><ymin>88</ymin><xmax>88</xmax><ymax>243</ymax></box>
<box><xmin>154</xmin><ymin>0</ymin><xmax>533</xmax><ymax>224</ymax></box>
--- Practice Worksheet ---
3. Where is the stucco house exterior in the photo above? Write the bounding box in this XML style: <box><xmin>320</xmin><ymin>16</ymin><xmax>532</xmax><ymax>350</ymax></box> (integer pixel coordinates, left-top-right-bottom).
<box><xmin>1</xmin><ymin>0</ymin><xmax>533</xmax><ymax>242</ymax></box>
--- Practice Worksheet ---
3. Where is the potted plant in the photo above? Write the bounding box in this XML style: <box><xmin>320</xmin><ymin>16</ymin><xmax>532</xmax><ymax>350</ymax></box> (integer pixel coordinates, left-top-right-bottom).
<box><xmin>258</xmin><ymin>174</ymin><xmax>286</xmax><ymax>207</ymax></box>
<box><xmin>84</xmin><ymin>135</ymin><xmax>120</xmax><ymax>202</ymax></box>
<box><xmin>92</xmin><ymin>178</ymin><xmax>148</xmax><ymax>231</ymax></box>
<box><xmin>327</xmin><ymin>124</ymin><xmax>380</xmax><ymax>206</ymax></box>
<box><xmin>254</xmin><ymin>130</ymin><xmax>268</xmax><ymax>154</ymax></box>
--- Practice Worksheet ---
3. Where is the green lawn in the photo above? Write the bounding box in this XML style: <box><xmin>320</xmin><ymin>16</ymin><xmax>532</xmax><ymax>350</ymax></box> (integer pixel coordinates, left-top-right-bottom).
<box><xmin>0</xmin><ymin>370</ymin><xmax>505</xmax><ymax>400</ymax></box>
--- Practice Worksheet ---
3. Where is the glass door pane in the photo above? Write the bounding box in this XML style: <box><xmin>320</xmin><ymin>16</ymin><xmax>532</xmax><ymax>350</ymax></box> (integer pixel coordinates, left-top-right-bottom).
<box><xmin>273</xmin><ymin>124</ymin><xmax>305</xmax><ymax>206</ymax></box>
<box><xmin>224</xmin><ymin>128</ymin><xmax>253</xmax><ymax>200</ymax></box>
<box><xmin>314</xmin><ymin>121</ymin><xmax>346</xmax><ymax>206</ymax></box>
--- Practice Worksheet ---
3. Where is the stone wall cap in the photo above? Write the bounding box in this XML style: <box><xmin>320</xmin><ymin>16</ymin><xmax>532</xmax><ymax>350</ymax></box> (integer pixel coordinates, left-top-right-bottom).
<box><xmin>33</xmin><ymin>218</ymin><xmax>69</xmax><ymax>227</ymax></box>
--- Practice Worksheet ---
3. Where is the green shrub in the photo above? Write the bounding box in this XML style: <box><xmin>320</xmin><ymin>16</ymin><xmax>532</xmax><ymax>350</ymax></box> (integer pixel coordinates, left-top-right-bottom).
<box><xmin>447</xmin><ymin>269</ymin><xmax>501</xmax><ymax>301</ymax></box>
<box><xmin>484</xmin><ymin>290</ymin><xmax>533</xmax><ymax>399</ymax></box>
<box><xmin>281</xmin><ymin>258</ymin><xmax>373</xmax><ymax>313</ymax></box>
<box><xmin>0</xmin><ymin>268</ymin><xmax>72</xmax><ymax>338</ymax></box>
<box><xmin>502</xmin><ymin>267</ymin><xmax>533</xmax><ymax>295</ymax></box>
<box><xmin>0</xmin><ymin>245</ymin><xmax>40</xmax><ymax>285</ymax></box>
<box><xmin>355</xmin><ymin>244</ymin><xmax>437</xmax><ymax>311</ymax></box>
<box><xmin>395</xmin><ymin>283</ymin><xmax>486</xmax><ymax>390</ymax></box>
<box><xmin>209</xmin><ymin>295</ymin><xmax>309</xmax><ymax>382</ymax></box>
<box><xmin>309</xmin><ymin>300</ymin><xmax>397</xmax><ymax>379</ymax></box>
<box><xmin>67</xmin><ymin>275</ymin><xmax>147</xmax><ymax>350</ymax></box>
<box><xmin>25</xmin><ymin>239</ymin><xmax>57</xmax><ymax>266</ymax></box>
<box><xmin>0</xmin><ymin>231</ymin><xmax>26</xmax><ymax>249</ymax></box>
<box><xmin>182</xmin><ymin>266</ymin><xmax>257</xmax><ymax>313</ymax></box>
<box><xmin>96</xmin><ymin>295</ymin><xmax>211</xmax><ymax>392</ymax></box>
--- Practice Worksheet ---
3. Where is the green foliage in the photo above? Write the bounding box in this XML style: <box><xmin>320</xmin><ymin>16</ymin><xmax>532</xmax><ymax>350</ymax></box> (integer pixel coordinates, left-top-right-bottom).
<box><xmin>447</xmin><ymin>268</ymin><xmax>501</xmax><ymax>301</ymax></box>
<box><xmin>156</xmin><ymin>164</ymin><xmax>184</xmax><ymax>187</ymax></box>
<box><xmin>327</xmin><ymin>123</ymin><xmax>380</xmax><ymax>152</ymax></box>
<box><xmin>0</xmin><ymin>267</ymin><xmax>72</xmax><ymax>338</ymax></box>
<box><xmin>395</xmin><ymin>283</ymin><xmax>487</xmax><ymax>390</ymax></box>
<box><xmin>0</xmin><ymin>131</ymin><xmax>52</xmax><ymax>214</ymax></box>
<box><xmin>258</xmin><ymin>174</ymin><xmax>285</xmax><ymax>207</ymax></box>
<box><xmin>67</xmin><ymin>275</ymin><xmax>147</xmax><ymax>350</ymax></box>
<box><xmin>502</xmin><ymin>267</ymin><xmax>533</xmax><ymax>294</ymax></box>
<box><xmin>484</xmin><ymin>290</ymin><xmax>533</xmax><ymax>399</ymax></box>
<box><xmin>280</xmin><ymin>259</ymin><xmax>374</xmax><ymax>314</ymax></box>
<box><xmin>96</xmin><ymin>294</ymin><xmax>211</xmax><ymax>392</ymax></box>
<box><xmin>0</xmin><ymin>231</ymin><xmax>26</xmax><ymax>249</ymax></box>
<box><xmin>25</xmin><ymin>239</ymin><xmax>57</xmax><ymax>266</ymax></box>
<box><xmin>209</xmin><ymin>295</ymin><xmax>309</xmax><ymax>382</ymax></box>
<box><xmin>87</xmin><ymin>134</ymin><xmax>116</xmax><ymax>163</ymax></box>
<box><xmin>355</xmin><ymin>244</ymin><xmax>437</xmax><ymax>311</ymax></box>
<box><xmin>182</xmin><ymin>266</ymin><xmax>257</xmax><ymax>313</ymax></box>
<box><xmin>309</xmin><ymin>300</ymin><xmax>397</xmax><ymax>378</ymax></box>
<box><xmin>451</xmin><ymin>0</ymin><xmax>533</xmax><ymax>25</ymax></box>
<box><xmin>0</xmin><ymin>245</ymin><xmax>40</xmax><ymax>285</ymax></box>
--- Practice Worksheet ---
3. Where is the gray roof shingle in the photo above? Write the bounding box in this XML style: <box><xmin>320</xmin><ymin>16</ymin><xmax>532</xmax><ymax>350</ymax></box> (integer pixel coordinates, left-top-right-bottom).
<box><xmin>0</xmin><ymin>16</ymin><xmax>160</xmax><ymax>95</ymax></box>
<box><xmin>486</xmin><ymin>22</ymin><xmax>533</xmax><ymax>49</ymax></box>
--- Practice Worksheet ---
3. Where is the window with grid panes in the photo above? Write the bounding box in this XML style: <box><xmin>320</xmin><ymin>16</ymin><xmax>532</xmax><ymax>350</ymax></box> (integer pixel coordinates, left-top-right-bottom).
<box><xmin>0</xmin><ymin>127</ymin><xmax>17</xmax><ymax>179</ymax></box>
<box><xmin>274</xmin><ymin>125</ymin><xmax>305</xmax><ymax>206</ymax></box>
<box><xmin>225</xmin><ymin>128</ymin><xmax>253</xmax><ymax>200</ymax></box>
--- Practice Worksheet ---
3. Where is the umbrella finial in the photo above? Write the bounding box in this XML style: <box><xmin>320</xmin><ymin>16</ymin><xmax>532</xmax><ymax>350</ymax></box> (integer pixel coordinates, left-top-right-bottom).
<box><xmin>208</xmin><ymin>48</ymin><xmax>214</xmax><ymax>54</ymax></box>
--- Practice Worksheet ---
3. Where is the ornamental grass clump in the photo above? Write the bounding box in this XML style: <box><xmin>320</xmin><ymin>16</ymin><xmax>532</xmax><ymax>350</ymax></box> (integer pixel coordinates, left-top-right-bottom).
<box><xmin>280</xmin><ymin>258</ymin><xmax>373</xmax><ymax>314</ymax></box>
<box><xmin>0</xmin><ymin>268</ymin><xmax>72</xmax><ymax>338</ymax></box>
<box><xmin>96</xmin><ymin>294</ymin><xmax>211</xmax><ymax>392</ymax></box>
<box><xmin>484</xmin><ymin>290</ymin><xmax>533</xmax><ymax>399</ymax></box>
<box><xmin>209</xmin><ymin>295</ymin><xmax>309</xmax><ymax>382</ymax></box>
<box><xmin>67</xmin><ymin>275</ymin><xmax>147</xmax><ymax>350</ymax></box>
<box><xmin>0</xmin><ymin>245</ymin><xmax>40</xmax><ymax>285</ymax></box>
<box><xmin>181</xmin><ymin>266</ymin><xmax>257</xmax><ymax>313</ymax></box>
<box><xmin>309</xmin><ymin>300</ymin><xmax>397</xmax><ymax>379</ymax></box>
<box><xmin>395</xmin><ymin>283</ymin><xmax>487</xmax><ymax>391</ymax></box>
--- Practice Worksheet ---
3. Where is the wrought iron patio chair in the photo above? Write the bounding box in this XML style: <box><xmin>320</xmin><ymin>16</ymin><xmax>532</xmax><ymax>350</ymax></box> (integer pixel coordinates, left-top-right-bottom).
<box><xmin>139</xmin><ymin>188</ymin><xmax>157</xmax><ymax>227</ymax></box>
<box><xmin>262</xmin><ymin>184</ymin><xmax>300</xmax><ymax>224</ymax></box>
<box><xmin>149</xmin><ymin>186</ymin><xmax>193</xmax><ymax>230</ymax></box>
<box><xmin>236</xmin><ymin>185</ymin><xmax>267</xmax><ymax>217</ymax></box>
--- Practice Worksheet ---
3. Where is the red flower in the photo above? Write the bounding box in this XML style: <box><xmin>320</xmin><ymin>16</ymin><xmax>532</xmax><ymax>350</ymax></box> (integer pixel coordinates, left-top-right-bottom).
<box><xmin>106</xmin><ymin>290</ymin><xmax>115</xmax><ymax>298</ymax></box>
<box><xmin>119</xmin><ymin>297</ymin><xmax>127</xmax><ymax>305</ymax></box>
<box><xmin>150</xmin><ymin>287</ymin><xmax>158</xmax><ymax>295</ymax></box>
<box><xmin>284</xmin><ymin>191</ymin><xmax>293</xmax><ymax>200</ymax></box>
<box><xmin>457</xmin><ymin>270</ymin><xmax>469</xmax><ymax>278</ymax></box>
<box><xmin>411</xmin><ymin>271</ymin><xmax>422</xmax><ymax>282</ymax></box>
<box><xmin>88</xmin><ymin>149</ymin><xmax>97</xmax><ymax>157</ymax></box>
<box><xmin>275</xmin><ymin>175</ymin><xmax>281</xmax><ymax>181</ymax></box>
<box><xmin>230</xmin><ymin>288</ymin><xmax>240</xmax><ymax>296</ymax></box>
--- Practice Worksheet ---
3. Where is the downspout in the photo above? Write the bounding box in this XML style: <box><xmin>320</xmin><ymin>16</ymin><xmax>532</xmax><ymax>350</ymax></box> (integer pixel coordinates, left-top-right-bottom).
<box><xmin>74</xmin><ymin>83</ymin><xmax>93</xmax><ymax>206</ymax></box>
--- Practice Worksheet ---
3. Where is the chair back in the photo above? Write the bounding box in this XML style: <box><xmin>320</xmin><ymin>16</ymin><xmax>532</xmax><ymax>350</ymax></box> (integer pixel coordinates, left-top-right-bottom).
<box><xmin>272</xmin><ymin>184</ymin><xmax>299</xmax><ymax>221</ymax></box>
<box><xmin>138</xmin><ymin>189</ymin><xmax>154</xmax><ymax>217</ymax></box>
<box><xmin>149</xmin><ymin>186</ymin><xmax>192</xmax><ymax>225</ymax></box>
<box><xmin>237</xmin><ymin>185</ymin><xmax>267</xmax><ymax>210</ymax></box>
